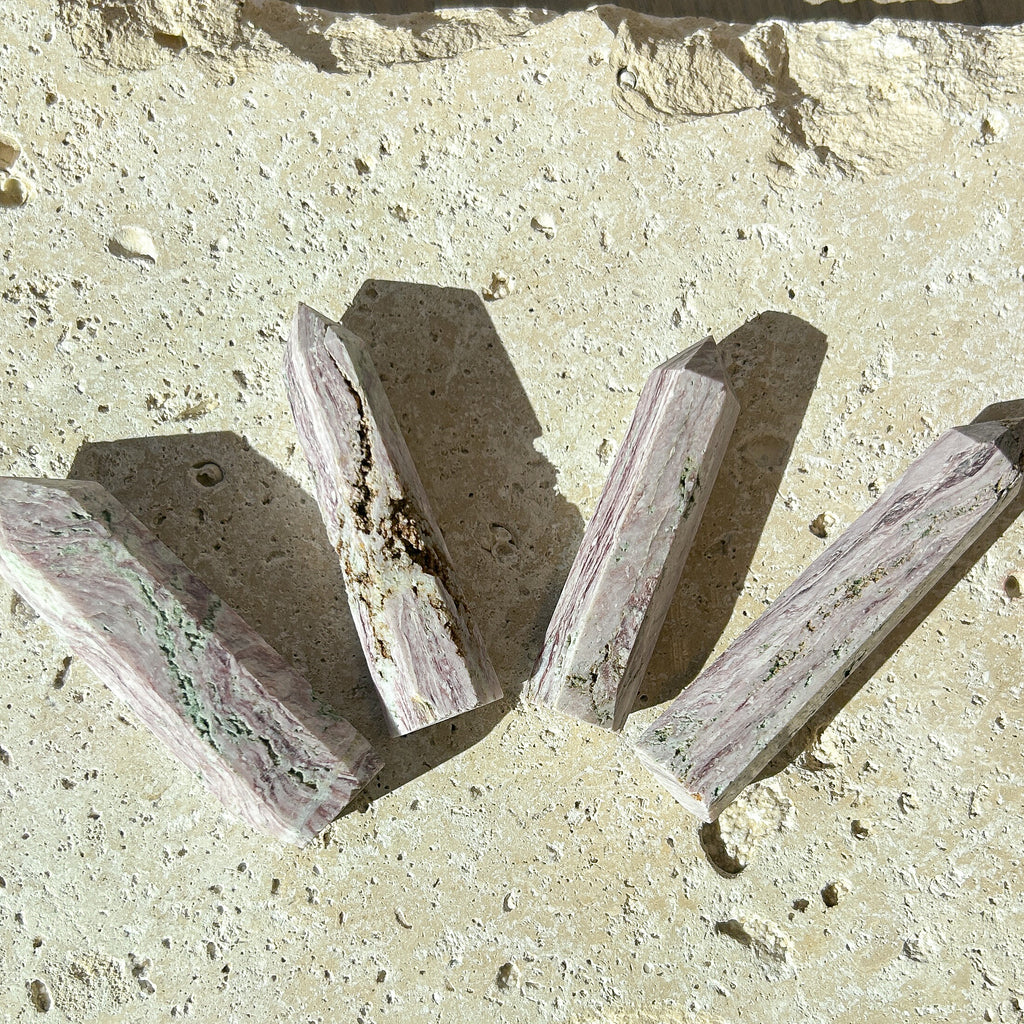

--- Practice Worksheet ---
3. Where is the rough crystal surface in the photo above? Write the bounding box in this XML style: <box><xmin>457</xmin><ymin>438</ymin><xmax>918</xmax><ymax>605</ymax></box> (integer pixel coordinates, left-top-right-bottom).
<box><xmin>285</xmin><ymin>303</ymin><xmax>502</xmax><ymax>736</ymax></box>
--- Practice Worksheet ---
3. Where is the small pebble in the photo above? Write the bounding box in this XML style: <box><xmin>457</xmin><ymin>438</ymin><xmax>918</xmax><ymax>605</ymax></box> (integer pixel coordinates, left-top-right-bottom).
<box><xmin>809</xmin><ymin>511</ymin><xmax>836</xmax><ymax>538</ymax></box>
<box><xmin>980</xmin><ymin>110</ymin><xmax>1009</xmax><ymax>143</ymax></box>
<box><xmin>109</xmin><ymin>225</ymin><xmax>157</xmax><ymax>263</ymax></box>
<box><xmin>0</xmin><ymin>130</ymin><xmax>22</xmax><ymax>170</ymax></box>
<box><xmin>496</xmin><ymin>961</ymin><xmax>520</xmax><ymax>990</ymax></box>
<box><xmin>531</xmin><ymin>213</ymin><xmax>557</xmax><ymax>239</ymax></box>
<box><xmin>29</xmin><ymin>978</ymin><xmax>51</xmax><ymax>1012</ymax></box>
<box><xmin>617</xmin><ymin>68</ymin><xmax>636</xmax><ymax>90</ymax></box>
<box><xmin>1</xmin><ymin>175</ymin><xmax>34</xmax><ymax>206</ymax></box>
<box><xmin>484</xmin><ymin>270</ymin><xmax>514</xmax><ymax>301</ymax></box>
<box><xmin>821</xmin><ymin>879</ymin><xmax>849</xmax><ymax>907</ymax></box>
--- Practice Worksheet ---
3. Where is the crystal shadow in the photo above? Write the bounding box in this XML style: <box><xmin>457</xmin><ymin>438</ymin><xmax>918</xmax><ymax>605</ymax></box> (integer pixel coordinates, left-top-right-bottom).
<box><xmin>341</xmin><ymin>280</ymin><xmax>585</xmax><ymax>700</ymax></box>
<box><xmin>69</xmin><ymin>429</ymin><xmax>536</xmax><ymax>805</ymax></box>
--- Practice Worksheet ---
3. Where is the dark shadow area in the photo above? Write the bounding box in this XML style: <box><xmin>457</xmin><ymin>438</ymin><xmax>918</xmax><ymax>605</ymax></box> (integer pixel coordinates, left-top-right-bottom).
<box><xmin>342</xmin><ymin>281</ymin><xmax>584</xmax><ymax>699</ymax></box>
<box><xmin>69</xmin><ymin>425</ymin><xmax>570</xmax><ymax>804</ymax></box>
<box><xmin>632</xmin><ymin>311</ymin><xmax>828</xmax><ymax>715</ymax></box>
<box><xmin>754</xmin><ymin>398</ymin><xmax>1024</xmax><ymax>781</ymax></box>
<box><xmin>288</xmin><ymin>0</ymin><xmax>1020</xmax><ymax>26</ymax></box>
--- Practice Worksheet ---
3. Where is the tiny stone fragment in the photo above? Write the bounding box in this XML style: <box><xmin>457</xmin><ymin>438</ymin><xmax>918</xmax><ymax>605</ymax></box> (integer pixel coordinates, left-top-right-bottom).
<box><xmin>496</xmin><ymin>961</ymin><xmax>521</xmax><ymax>989</ymax></box>
<box><xmin>809</xmin><ymin>511</ymin><xmax>835</xmax><ymax>538</ymax></box>
<box><xmin>285</xmin><ymin>304</ymin><xmax>502</xmax><ymax>735</ymax></box>
<box><xmin>1</xmin><ymin>175</ymin><xmax>34</xmax><ymax>206</ymax></box>
<box><xmin>530</xmin><ymin>213</ymin><xmax>557</xmax><ymax>239</ymax></box>
<box><xmin>109</xmin><ymin>225</ymin><xmax>157</xmax><ymax>263</ymax></box>
<box><xmin>636</xmin><ymin>414</ymin><xmax>1024</xmax><ymax>821</ymax></box>
<box><xmin>0</xmin><ymin>130</ymin><xmax>22</xmax><ymax>169</ymax></box>
<box><xmin>28</xmin><ymin>978</ymin><xmax>51</xmax><ymax>1012</ymax></box>
<box><xmin>484</xmin><ymin>271</ymin><xmax>514</xmax><ymax>301</ymax></box>
<box><xmin>0</xmin><ymin>478</ymin><xmax>382</xmax><ymax>844</ymax></box>
<box><xmin>527</xmin><ymin>336</ymin><xmax>738</xmax><ymax>729</ymax></box>
<box><xmin>821</xmin><ymin>879</ymin><xmax>848</xmax><ymax>907</ymax></box>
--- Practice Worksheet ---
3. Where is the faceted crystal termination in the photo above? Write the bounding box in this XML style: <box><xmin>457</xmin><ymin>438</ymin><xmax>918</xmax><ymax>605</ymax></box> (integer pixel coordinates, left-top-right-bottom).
<box><xmin>285</xmin><ymin>303</ymin><xmax>502</xmax><ymax>736</ymax></box>
<box><xmin>635</xmin><ymin>415</ymin><xmax>1024</xmax><ymax>821</ymax></box>
<box><xmin>0</xmin><ymin>478</ymin><xmax>383</xmax><ymax>845</ymax></box>
<box><xmin>527</xmin><ymin>337</ymin><xmax>739</xmax><ymax>730</ymax></box>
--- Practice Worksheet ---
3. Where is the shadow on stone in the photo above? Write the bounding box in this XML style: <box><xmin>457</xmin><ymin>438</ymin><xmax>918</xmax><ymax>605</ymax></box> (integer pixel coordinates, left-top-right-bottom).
<box><xmin>342</xmin><ymin>280</ymin><xmax>584</xmax><ymax>699</ymax></box>
<box><xmin>755</xmin><ymin>399</ymin><xmax>1024</xmax><ymax>782</ymax></box>
<box><xmin>70</xmin><ymin>281</ymin><xmax>582</xmax><ymax>799</ymax></box>
<box><xmin>633</xmin><ymin>310</ymin><xmax>827</xmax><ymax>716</ymax></box>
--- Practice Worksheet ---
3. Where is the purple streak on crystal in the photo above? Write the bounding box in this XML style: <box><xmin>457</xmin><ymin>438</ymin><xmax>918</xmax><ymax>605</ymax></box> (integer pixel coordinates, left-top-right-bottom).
<box><xmin>636</xmin><ymin>416</ymin><xmax>1024</xmax><ymax>821</ymax></box>
<box><xmin>527</xmin><ymin>337</ymin><xmax>739</xmax><ymax>730</ymax></box>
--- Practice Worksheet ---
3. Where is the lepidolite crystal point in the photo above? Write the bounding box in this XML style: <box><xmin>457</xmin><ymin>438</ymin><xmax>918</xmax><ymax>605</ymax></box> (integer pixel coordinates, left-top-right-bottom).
<box><xmin>285</xmin><ymin>303</ymin><xmax>502</xmax><ymax>737</ymax></box>
<box><xmin>636</xmin><ymin>413</ymin><xmax>1024</xmax><ymax>822</ymax></box>
<box><xmin>526</xmin><ymin>336</ymin><xmax>739</xmax><ymax>731</ymax></box>
<box><xmin>0</xmin><ymin>477</ymin><xmax>382</xmax><ymax>845</ymax></box>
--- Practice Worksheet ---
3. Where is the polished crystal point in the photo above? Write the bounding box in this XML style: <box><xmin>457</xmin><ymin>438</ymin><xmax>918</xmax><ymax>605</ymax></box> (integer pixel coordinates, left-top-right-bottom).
<box><xmin>635</xmin><ymin>415</ymin><xmax>1024</xmax><ymax>821</ymax></box>
<box><xmin>527</xmin><ymin>336</ymin><xmax>739</xmax><ymax>730</ymax></box>
<box><xmin>285</xmin><ymin>303</ymin><xmax>503</xmax><ymax>736</ymax></box>
<box><xmin>0</xmin><ymin>477</ymin><xmax>382</xmax><ymax>845</ymax></box>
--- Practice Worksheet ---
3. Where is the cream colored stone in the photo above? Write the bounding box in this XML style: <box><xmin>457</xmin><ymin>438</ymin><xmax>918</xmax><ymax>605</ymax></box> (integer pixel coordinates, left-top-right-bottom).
<box><xmin>2</xmin><ymin>1</ymin><xmax>1023</xmax><ymax>1020</ymax></box>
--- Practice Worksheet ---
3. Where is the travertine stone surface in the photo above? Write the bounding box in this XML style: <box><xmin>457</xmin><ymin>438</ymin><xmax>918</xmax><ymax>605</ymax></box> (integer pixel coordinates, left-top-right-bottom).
<box><xmin>527</xmin><ymin>337</ymin><xmax>738</xmax><ymax>729</ymax></box>
<box><xmin>3</xmin><ymin>1</ymin><xmax>1024</xmax><ymax>1020</ymax></box>
<box><xmin>285</xmin><ymin>303</ymin><xmax>502</xmax><ymax>735</ymax></box>
<box><xmin>0</xmin><ymin>477</ymin><xmax>382</xmax><ymax>845</ymax></box>
<box><xmin>636</xmin><ymin>417</ymin><xmax>1024</xmax><ymax>820</ymax></box>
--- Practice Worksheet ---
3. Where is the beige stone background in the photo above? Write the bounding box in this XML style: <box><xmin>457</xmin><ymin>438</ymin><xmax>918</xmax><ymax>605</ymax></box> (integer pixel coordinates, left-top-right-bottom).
<box><xmin>1</xmin><ymin>0</ymin><xmax>1023</xmax><ymax>1020</ymax></box>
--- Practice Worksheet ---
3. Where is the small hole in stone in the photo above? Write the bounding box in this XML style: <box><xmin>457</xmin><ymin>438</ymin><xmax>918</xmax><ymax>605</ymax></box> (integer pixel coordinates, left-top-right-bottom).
<box><xmin>1004</xmin><ymin>574</ymin><xmax>1021</xmax><ymax>599</ymax></box>
<box><xmin>788</xmin><ymin>288</ymin><xmax>796</xmax><ymax>299</ymax></box>
<box><xmin>192</xmin><ymin>462</ymin><xmax>223</xmax><ymax>487</ymax></box>
<box><xmin>617</xmin><ymin>68</ymin><xmax>636</xmax><ymax>90</ymax></box>
<box><xmin>153</xmin><ymin>30</ymin><xmax>187</xmax><ymax>51</ymax></box>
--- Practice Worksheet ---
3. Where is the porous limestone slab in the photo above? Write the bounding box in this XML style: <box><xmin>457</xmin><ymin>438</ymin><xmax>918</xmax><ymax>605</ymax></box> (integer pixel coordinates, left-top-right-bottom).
<box><xmin>285</xmin><ymin>303</ymin><xmax>503</xmax><ymax>736</ymax></box>
<box><xmin>527</xmin><ymin>337</ymin><xmax>739</xmax><ymax>729</ymax></box>
<box><xmin>0</xmin><ymin>477</ymin><xmax>382</xmax><ymax>845</ymax></box>
<box><xmin>635</xmin><ymin>416</ymin><xmax>1024</xmax><ymax>821</ymax></box>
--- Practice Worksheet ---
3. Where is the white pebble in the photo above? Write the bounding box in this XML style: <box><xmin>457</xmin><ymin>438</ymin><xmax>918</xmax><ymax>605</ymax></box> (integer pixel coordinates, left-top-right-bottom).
<box><xmin>484</xmin><ymin>270</ymin><xmax>514</xmax><ymax>301</ymax></box>
<box><xmin>531</xmin><ymin>212</ymin><xmax>557</xmax><ymax>239</ymax></box>
<box><xmin>110</xmin><ymin>225</ymin><xmax>157</xmax><ymax>263</ymax></box>
<box><xmin>1</xmin><ymin>175</ymin><xmax>34</xmax><ymax>205</ymax></box>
